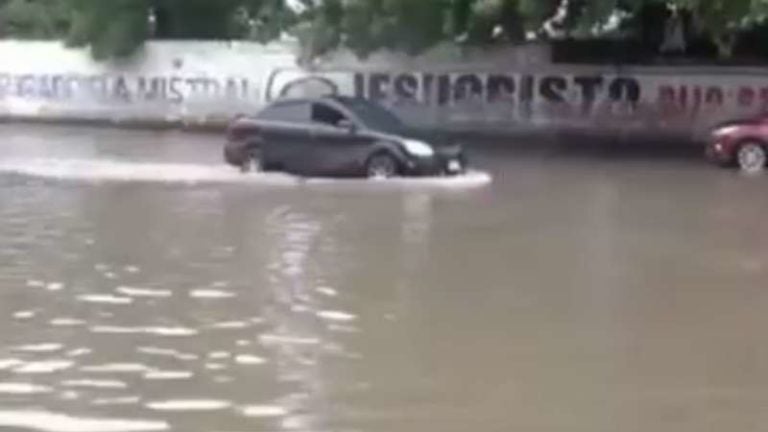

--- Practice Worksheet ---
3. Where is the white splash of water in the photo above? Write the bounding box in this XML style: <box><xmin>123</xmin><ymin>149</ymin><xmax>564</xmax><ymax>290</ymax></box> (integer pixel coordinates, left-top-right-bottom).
<box><xmin>13</xmin><ymin>310</ymin><xmax>37</xmax><ymax>320</ymax></box>
<box><xmin>66</xmin><ymin>348</ymin><xmax>92</xmax><ymax>358</ymax></box>
<box><xmin>137</xmin><ymin>347</ymin><xmax>198</xmax><ymax>361</ymax></box>
<box><xmin>26</xmin><ymin>280</ymin><xmax>46</xmax><ymax>288</ymax></box>
<box><xmin>316</xmin><ymin>286</ymin><xmax>338</xmax><ymax>297</ymax></box>
<box><xmin>234</xmin><ymin>355</ymin><xmax>267</xmax><ymax>366</ymax></box>
<box><xmin>145</xmin><ymin>327</ymin><xmax>199</xmax><ymax>337</ymax></box>
<box><xmin>317</xmin><ymin>310</ymin><xmax>357</xmax><ymax>322</ymax></box>
<box><xmin>208</xmin><ymin>320</ymin><xmax>251</xmax><ymax>330</ymax></box>
<box><xmin>0</xmin><ymin>158</ymin><xmax>492</xmax><ymax>189</ymax></box>
<box><xmin>143</xmin><ymin>371</ymin><xmax>194</xmax><ymax>381</ymax></box>
<box><xmin>0</xmin><ymin>359</ymin><xmax>22</xmax><ymax>370</ymax></box>
<box><xmin>90</xmin><ymin>326</ymin><xmax>198</xmax><ymax>337</ymax></box>
<box><xmin>0</xmin><ymin>410</ymin><xmax>168</xmax><ymax>432</ymax></box>
<box><xmin>50</xmin><ymin>318</ymin><xmax>87</xmax><ymax>327</ymax></box>
<box><xmin>258</xmin><ymin>334</ymin><xmax>319</xmax><ymax>346</ymax></box>
<box><xmin>207</xmin><ymin>352</ymin><xmax>231</xmax><ymax>360</ymax></box>
<box><xmin>0</xmin><ymin>158</ymin><xmax>299</xmax><ymax>185</ymax></box>
<box><xmin>80</xmin><ymin>363</ymin><xmax>153</xmax><ymax>374</ymax></box>
<box><xmin>204</xmin><ymin>363</ymin><xmax>226</xmax><ymax>371</ymax></box>
<box><xmin>62</xmin><ymin>380</ymin><xmax>128</xmax><ymax>390</ymax></box>
<box><xmin>13</xmin><ymin>360</ymin><xmax>74</xmax><ymax>374</ymax></box>
<box><xmin>115</xmin><ymin>286</ymin><xmax>173</xmax><ymax>298</ymax></box>
<box><xmin>91</xmin><ymin>397</ymin><xmax>142</xmax><ymax>407</ymax></box>
<box><xmin>145</xmin><ymin>400</ymin><xmax>232</xmax><ymax>412</ymax></box>
<box><xmin>46</xmin><ymin>282</ymin><xmax>65</xmax><ymax>291</ymax></box>
<box><xmin>11</xmin><ymin>343</ymin><xmax>64</xmax><ymax>353</ymax></box>
<box><xmin>77</xmin><ymin>294</ymin><xmax>133</xmax><ymax>305</ymax></box>
<box><xmin>189</xmin><ymin>289</ymin><xmax>236</xmax><ymax>299</ymax></box>
<box><xmin>0</xmin><ymin>383</ymin><xmax>52</xmax><ymax>394</ymax></box>
<box><xmin>239</xmin><ymin>405</ymin><xmax>289</xmax><ymax>418</ymax></box>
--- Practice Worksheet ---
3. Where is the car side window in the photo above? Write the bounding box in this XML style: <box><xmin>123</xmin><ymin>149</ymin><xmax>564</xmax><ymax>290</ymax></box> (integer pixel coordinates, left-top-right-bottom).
<box><xmin>258</xmin><ymin>102</ymin><xmax>311</xmax><ymax>123</ymax></box>
<box><xmin>311</xmin><ymin>103</ymin><xmax>347</xmax><ymax>127</ymax></box>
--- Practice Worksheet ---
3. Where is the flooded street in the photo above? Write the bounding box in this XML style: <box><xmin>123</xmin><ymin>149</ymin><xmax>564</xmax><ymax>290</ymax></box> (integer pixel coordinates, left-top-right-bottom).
<box><xmin>1</xmin><ymin>124</ymin><xmax>768</xmax><ymax>432</ymax></box>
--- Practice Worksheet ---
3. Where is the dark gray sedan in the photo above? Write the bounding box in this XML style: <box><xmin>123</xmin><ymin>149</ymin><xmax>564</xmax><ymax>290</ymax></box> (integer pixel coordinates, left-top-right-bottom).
<box><xmin>224</xmin><ymin>96</ymin><xmax>467</xmax><ymax>178</ymax></box>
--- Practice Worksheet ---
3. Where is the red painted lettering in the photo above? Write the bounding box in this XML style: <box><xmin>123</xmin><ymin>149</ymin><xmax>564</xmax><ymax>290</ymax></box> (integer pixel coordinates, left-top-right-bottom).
<box><xmin>738</xmin><ymin>87</ymin><xmax>755</xmax><ymax>107</ymax></box>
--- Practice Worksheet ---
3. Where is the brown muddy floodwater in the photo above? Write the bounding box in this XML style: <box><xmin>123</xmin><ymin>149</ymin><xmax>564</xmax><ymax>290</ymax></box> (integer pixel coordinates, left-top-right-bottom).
<box><xmin>0</xmin><ymin>124</ymin><xmax>767</xmax><ymax>432</ymax></box>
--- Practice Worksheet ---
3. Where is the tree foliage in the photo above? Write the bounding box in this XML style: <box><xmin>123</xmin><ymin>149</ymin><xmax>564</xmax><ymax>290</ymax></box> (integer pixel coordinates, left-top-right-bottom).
<box><xmin>669</xmin><ymin>0</ymin><xmax>764</xmax><ymax>56</ymax></box>
<box><xmin>1</xmin><ymin>0</ymin><xmax>768</xmax><ymax>60</ymax></box>
<box><xmin>0</xmin><ymin>0</ymin><xmax>69</xmax><ymax>38</ymax></box>
<box><xmin>66</xmin><ymin>0</ymin><xmax>151</xmax><ymax>59</ymax></box>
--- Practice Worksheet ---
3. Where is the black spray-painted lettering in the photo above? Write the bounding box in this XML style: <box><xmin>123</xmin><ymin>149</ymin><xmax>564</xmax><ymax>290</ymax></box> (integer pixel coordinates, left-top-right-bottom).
<box><xmin>454</xmin><ymin>74</ymin><xmax>484</xmax><ymax>102</ymax></box>
<box><xmin>539</xmin><ymin>76</ymin><xmax>568</xmax><ymax>103</ymax></box>
<box><xmin>609</xmin><ymin>78</ymin><xmax>640</xmax><ymax>103</ymax></box>
<box><xmin>0</xmin><ymin>73</ymin><xmax>256</xmax><ymax>104</ymax></box>
<box><xmin>393</xmin><ymin>74</ymin><xmax>419</xmax><ymax>101</ymax></box>
<box><xmin>487</xmin><ymin>74</ymin><xmax>515</xmax><ymax>103</ymax></box>
<box><xmin>573</xmin><ymin>76</ymin><xmax>604</xmax><ymax>110</ymax></box>
<box><xmin>353</xmin><ymin>72</ymin><xmax>642</xmax><ymax>108</ymax></box>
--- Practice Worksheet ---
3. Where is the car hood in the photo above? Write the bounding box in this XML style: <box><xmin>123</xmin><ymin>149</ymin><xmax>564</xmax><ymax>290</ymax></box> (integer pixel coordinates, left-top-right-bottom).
<box><xmin>713</xmin><ymin>117</ymin><xmax>761</xmax><ymax>130</ymax></box>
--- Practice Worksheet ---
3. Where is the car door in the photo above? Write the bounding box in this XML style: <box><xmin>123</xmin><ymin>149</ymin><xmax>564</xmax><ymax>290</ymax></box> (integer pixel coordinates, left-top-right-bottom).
<box><xmin>257</xmin><ymin>101</ymin><xmax>313</xmax><ymax>173</ymax></box>
<box><xmin>308</xmin><ymin>102</ymin><xmax>375</xmax><ymax>176</ymax></box>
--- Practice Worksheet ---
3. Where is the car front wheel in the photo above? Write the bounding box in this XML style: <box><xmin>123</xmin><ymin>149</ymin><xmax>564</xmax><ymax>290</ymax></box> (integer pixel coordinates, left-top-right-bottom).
<box><xmin>366</xmin><ymin>153</ymin><xmax>399</xmax><ymax>179</ymax></box>
<box><xmin>736</xmin><ymin>141</ymin><xmax>767</xmax><ymax>174</ymax></box>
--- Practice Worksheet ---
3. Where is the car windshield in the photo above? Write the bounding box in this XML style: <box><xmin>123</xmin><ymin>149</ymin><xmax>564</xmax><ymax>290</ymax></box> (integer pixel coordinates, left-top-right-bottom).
<box><xmin>338</xmin><ymin>98</ymin><xmax>405</xmax><ymax>133</ymax></box>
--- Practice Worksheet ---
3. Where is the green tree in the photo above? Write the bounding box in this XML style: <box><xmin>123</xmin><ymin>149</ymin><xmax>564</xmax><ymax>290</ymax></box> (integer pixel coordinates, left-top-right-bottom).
<box><xmin>63</xmin><ymin>0</ymin><xmax>300</xmax><ymax>59</ymax></box>
<box><xmin>239</xmin><ymin>0</ymin><xmax>299</xmax><ymax>43</ymax></box>
<box><xmin>66</xmin><ymin>0</ymin><xmax>151</xmax><ymax>59</ymax></box>
<box><xmin>5</xmin><ymin>0</ymin><xmax>768</xmax><ymax>62</ymax></box>
<box><xmin>670</xmin><ymin>0</ymin><xmax>764</xmax><ymax>58</ymax></box>
<box><xmin>0</xmin><ymin>0</ymin><xmax>70</xmax><ymax>38</ymax></box>
<box><xmin>153</xmin><ymin>0</ymin><xmax>244</xmax><ymax>39</ymax></box>
<box><xmin>295</xmin><ymin>0</ymin><xmax>564</xmax><ymax>59</ymax></box>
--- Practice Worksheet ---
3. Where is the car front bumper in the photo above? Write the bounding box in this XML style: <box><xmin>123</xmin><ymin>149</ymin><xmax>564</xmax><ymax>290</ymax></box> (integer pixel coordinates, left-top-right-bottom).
<box><xmin>705</xmin><ymin>137</ymin><xmax>734</xmax><ymax>165</ymax></box>
<box><xmin>404</xmin><ymin>148</ymin><xmax>467</xmax><ymax>176</ymax></box>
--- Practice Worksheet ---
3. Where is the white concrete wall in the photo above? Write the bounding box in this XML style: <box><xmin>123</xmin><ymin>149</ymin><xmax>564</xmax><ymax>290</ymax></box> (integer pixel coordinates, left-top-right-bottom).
<box><xmin>1</xmin><ymin>40</ymin><xmax>767</xmax><ymax>139</ymax></box>
<box><xmin>0</xmin><ymin>40</ymin><xmax>296</xmax><ymax>124</ymax></box>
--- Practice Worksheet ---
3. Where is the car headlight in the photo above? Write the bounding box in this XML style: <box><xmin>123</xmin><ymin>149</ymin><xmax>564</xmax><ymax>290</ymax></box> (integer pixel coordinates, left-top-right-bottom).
<box><xmin>713</xmin><ymin>126</ymin><xmax>740</xmax><ymax>137</ymax></box>
<box><xmin>401</xmin><ymin>139</ymin><xmax>435</xmax><ymax>157</ymax></box>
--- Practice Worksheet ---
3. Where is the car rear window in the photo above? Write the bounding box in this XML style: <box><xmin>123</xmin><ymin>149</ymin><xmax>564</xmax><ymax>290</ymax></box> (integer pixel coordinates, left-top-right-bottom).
<box><xmin>257</xmin><ymin>101</ymin><xmax>310</xmax><ymax>123</ymax></box>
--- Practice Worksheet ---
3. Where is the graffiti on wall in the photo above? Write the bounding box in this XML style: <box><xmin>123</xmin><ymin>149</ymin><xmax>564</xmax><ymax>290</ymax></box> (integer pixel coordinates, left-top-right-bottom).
<box><xmin>352</xmin><ymin>72</ymin><xmax>641</xmax><ymax>107</ymax></box>
<box><xmin>4</xmin><ymin>65</ymin><xmax>768</xmax><ymax>131</ymax></box>
<box><xmin>5</xmin><ymin>69</ymin><xmax>768</xmax><ymax>116</ymax></box>
<box><xmin>269</xmin><ymin>69</ymin><xmax>641</xmax><ymax>107</ymax></box>
<box><xmin>659</xmin><ymin>84</ymin><xmax>768</xmax><ymax>112</ymax></box>
<box><xmin>0</xmin><ymin>73</ymin><xmax>256</xmax><ymax>104</ymax></box>
<box><xmin>269</xmin><ymin>68</ymin><xmax>768</xmax><ymax>123</ymax></box>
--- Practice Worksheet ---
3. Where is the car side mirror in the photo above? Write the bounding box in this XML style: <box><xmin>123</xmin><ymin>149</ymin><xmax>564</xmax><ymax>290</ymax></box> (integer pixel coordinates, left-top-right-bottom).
<box><xmin>337</xmin><ymin>119</ymin><xmax>357</xmax><ymax>134</ymax></box>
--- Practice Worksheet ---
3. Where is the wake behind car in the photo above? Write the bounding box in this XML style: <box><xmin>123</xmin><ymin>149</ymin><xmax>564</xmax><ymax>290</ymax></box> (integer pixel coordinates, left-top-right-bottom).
<box><xmin>224</xmin><ymin>96</ymin><xmax>467</xmax><ymax>178</ymax></box>
<box><xmin>706</xmin><ymin>115</ymin><xmax>768</xmax><ymax>173</ymax></box>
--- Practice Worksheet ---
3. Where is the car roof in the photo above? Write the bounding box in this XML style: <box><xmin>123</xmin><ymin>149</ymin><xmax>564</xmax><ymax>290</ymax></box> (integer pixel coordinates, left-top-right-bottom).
<box><xmin>267</xmin><ymin>96</ymin><xmax>368</xmax><ymax>106</ymax></box>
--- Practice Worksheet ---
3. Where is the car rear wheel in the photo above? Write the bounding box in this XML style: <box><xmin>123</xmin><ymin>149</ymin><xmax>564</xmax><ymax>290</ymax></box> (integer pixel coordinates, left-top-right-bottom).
<box><xmin>224</xmin><ymin>141</ymin><xmax>247</xmax><ymax>167</ymax></box>
<box><xmin>736</xmin><ymin>141</ymin><xmax>767</xmax><ymax>174</ymax></box>
<box><xmin>366</xmin><ymin>153</ymin><xmax>399</xmax><ymax>179</ymax></box>
<box><xmin>224</xmin><ymin>141</ymin><xmax>263</xmax><ymax>173</ymax></box>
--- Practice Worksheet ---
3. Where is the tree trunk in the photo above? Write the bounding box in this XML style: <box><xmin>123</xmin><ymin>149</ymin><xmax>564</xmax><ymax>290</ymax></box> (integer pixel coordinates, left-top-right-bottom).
<box><xmin>714</xmin><ymin>33</ymin><xmax>735</xmax><ymax>59</ymax></box>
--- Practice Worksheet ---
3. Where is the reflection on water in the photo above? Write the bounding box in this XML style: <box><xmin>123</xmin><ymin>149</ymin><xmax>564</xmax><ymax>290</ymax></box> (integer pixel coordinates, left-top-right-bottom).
<box><xmin>2</xmin><ymin>125</ymin><xmax>768</xmax><ymax>431</ymax></box>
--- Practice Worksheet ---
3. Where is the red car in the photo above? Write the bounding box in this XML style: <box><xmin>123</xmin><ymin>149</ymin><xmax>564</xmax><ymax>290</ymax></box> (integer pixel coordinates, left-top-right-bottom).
<box><xmin>706</xmin><ymin>115</ymin><xmax>768</xmax><ymax>173</ymax></box>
